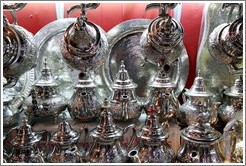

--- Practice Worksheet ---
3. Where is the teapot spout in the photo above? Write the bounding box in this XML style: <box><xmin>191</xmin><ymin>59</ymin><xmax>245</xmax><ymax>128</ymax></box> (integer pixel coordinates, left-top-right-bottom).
<box><xmin>128</xmin><ymin>150</ymin><xmax>141</xmax><ymax>163</ymax></box>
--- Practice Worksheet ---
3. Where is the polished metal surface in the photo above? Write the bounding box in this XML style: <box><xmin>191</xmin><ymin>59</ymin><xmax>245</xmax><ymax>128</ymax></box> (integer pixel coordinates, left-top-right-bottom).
<box><xmin>177</xmin><ymin>72</ymin><xmax>220</xmax><ymax>127</ymax></box>
<box><xmin>129</xmin><ymin>106</ymin><xmax>175</xmax><ymax>163</ymax></box>
<box><xmin>104</xmin><ymin>18</ymin><xmax>189</xmax><ymax>99</ymax></box>
<box><xmin>110</xmin><ymin>61</ymin><xmax>142</xmax><ymax>121</ymax></box>
<box><xmin>3</xmin><ymin>6</ymin><xmax>37</xmax><ymax>88</ymax></box>
<box><xmin>68</xmin><ymin>71</ymin><xmax>100</xmax><ymax>122</ymax></box>
<box><xmin>4</xmin><ymin>117</ymin><xmax>46</xmax><ymax>163</ymax></box>
<box><xmin>140</xmin><ymin>3</ymin><xmax>184</xmax><ymax>64</ymax></box>
<box><xmin>23</xmin><ymin>59</ymin><xmax>67</xmax><ymax>122</ymax></box>
<box><xmin>218</xmin><ymin>75</ymin><xmax>243</xmax><ymax>124</ymax></box>
<box><xmin>86</xmin><ymin>99</ymin><xmax>135</xmax><ymax>163</ymax></box>
<box><xmin>196</xmin><ymin>3</ymin><xmax>243</xmax><ymax>100</ymax></box>
<box><xmin>145</xmin><ymin>64</ymin><xmax>179</xmax><ymax>122</ymax></box>
<box><xmin>61</xmin><ymin>3</ymin><xmax>108</xmax><ymax>72</ymax></box>
<box><xmin>47</xmin><ymin>114</ymin><xmax>85</xmax><ymax>163</ymax></box>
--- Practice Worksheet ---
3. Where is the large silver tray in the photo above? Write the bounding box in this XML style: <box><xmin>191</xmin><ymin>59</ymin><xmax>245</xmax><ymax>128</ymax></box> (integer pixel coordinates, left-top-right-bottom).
<box><xmin>104</xmin><ymin>19</ymin><xmax>189</xmax><ymax>100</ymax></box>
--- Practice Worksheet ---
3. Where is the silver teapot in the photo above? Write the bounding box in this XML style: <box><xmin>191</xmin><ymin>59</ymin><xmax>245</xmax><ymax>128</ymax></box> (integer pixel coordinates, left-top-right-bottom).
<box><xmin>23</xmin><ymin>59</ymin><xmax>67</xmax><ymax>123</ymax></box>
<box><xmin>140</xmin><ymin>3</ymin><xmax>184</xmax><ymax>65</ymax></box>
<box><xmin>61</xmin><ymin>3</ymin><xmax>108</xmax><ymax>72</ymax></box>
<box><xmin>177</xmin><ymin>104</ymin><xmax>224</xmax><ymax>162</ymax></box>
<box><xmin>128</xmin><ymin>106</ymin><xmax>175</xmax><ymax>163</ymax></box>
<box><xmin>177</xmin><ymin>72</ymin><xmax>220</xmax><ymax>127</ymax></box>
<box><xmin>68</xmin><ymin>71</ymin><xmax>100</xmax><ymax>122</ymax></box>
<box><xmin>4</xmin><ymin>117</ymin><xmax>48</xmax><ymax>163</ymax></box>
<box><xmin>145</xmin><ymin>64</ymin><xmax>179</xmax><ymax>122</ymax></box>
<box><xmin>47</xmin><ymin>114</ymin><xmax>87</xmax><ymax>163</ymax></box>
<box><xmin>85</xmin><ymin>98</ymin><xmax>136</xmax><ymax>163</ymax></box>
<box><xmin>110</xmin><ymin>61</ymin><xmax>142</xmax><ymax>122</ymax></box>
<box><xmin>208</xmin><ymin>3</ymin><xmax>243</xmax><ymax>74</ymax></box>
<box><xmin>3</xmin><ymin>3</ymin><xmax>37</xmax><ymax>88</ymax></box>
<box><xmin>218</xmin><ymin>75</ymin><xmax>243</xmax><ymax>125</ymax></box>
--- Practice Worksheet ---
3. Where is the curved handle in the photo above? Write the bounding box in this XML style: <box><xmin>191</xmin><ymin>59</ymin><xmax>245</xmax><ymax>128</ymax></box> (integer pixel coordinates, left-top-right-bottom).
<box><xmin>145</xmin><ymin>3</ymin><xmax>178</xmax><ymax>16</ymax></box>
<box><xmin>67</xmin><ymin>3</ymin><xmax>100</xmax><ymax>18</ymax></box>
<box><xmin>122</xmin><ymin>124</ymin><xmax>138</xmax><ymax>151</ymax></box>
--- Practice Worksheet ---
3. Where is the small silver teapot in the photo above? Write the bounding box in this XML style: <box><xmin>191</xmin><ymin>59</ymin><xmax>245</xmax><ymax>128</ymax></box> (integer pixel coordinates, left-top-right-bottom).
<box><xmin>68</xmin><ymin>71</ymin><xmax>100</xmax><ymax>122</ymax></box>
<box><xmin>140</xmin><ymin>3</ymin><xmax>184</xmax><ymax>64</ymax></box>
<box><xmin>3</xmin><ymin>3</ymin><xmax>37</xmax><ymax>88</ymax></box>
<box><xmin>61</xmin><ymin>3</ymin><xmax>108</xmax><ymax>72</ymax></box>
<box><xmin>47</xmin><ymin>114</ymin><xmax>87</xmax><ymax>163</ymax></box>
<box><xmin>128</xmin><ymin>106</ymin><xmax>175</xmax><ymax>163</ymax></box>
<box><xmin>208</xmin><ymin>3</ymin><xmax>243</xmax><ymax>74</ymax></box>
<box><xmin>85</xmin><ymin>98</ymin><xmax>136</xmax><ymax>163</ymax></box>
<box><xmin>4</xmin><ymin>117</ymin><xmax>48</xmax><ymax>163</ymax></box>
<box><xmin>110</xmin><ymin>61</ymin><xmax>142</xmax><ymax>122</ymax></box>
<box><xmin>145</xmin><ymin>64</ymin><xmax>179</xmax><ymax>122</ymax></box>
<box><xmin>218</xmin><ymin>75</ymin><xmax>243</xmax><ymax>125</ymax></box>
<box><xmin>177</xmin><ymin>71</ymin><xmax>220</xmax><ymax>127</ymax></box>
<box><xmin>23</xmin><ymin>59</ymin><xmax>67</xmax><ymax>123</ymax></box>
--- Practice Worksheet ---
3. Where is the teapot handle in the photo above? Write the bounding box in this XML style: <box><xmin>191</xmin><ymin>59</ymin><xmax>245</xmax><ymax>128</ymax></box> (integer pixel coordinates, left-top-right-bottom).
<box><xmin>122</xmin><ymin>124</ymin><xmax>138</xmax><ymax>151</ymax></box>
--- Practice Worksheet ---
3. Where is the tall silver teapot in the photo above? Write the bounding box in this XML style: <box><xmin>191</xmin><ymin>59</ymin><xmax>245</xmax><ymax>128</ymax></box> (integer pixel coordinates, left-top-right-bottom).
<box><xmin>177</xmin><ymin>72</ymin><xmax>220</xmax><ymax>127</ymax></box>
<box><xmin>4</xmin><ymin>117</ymin><xmax>48</xmax><ymax>163</ymax></box>
<box><xmin>61</xmin><ymin>3</ymin><xmax>108</xmax><ymax>72</ymax></box>
<box><xmin>218</xmin><ymin>75</ymin><xmax>243</xmax><ymax>125</ymax></box>
<box><xmin>3</xmin><ymin>3</ymin><xmax>37</xmax><ymax>88</ymax></box>
<box><xmin>145</xmin><ymin>64</ymin><xmax>179</xmax><ymax>122</ymax></box>
<box><xmin>85</xmin><ymin>99</ymin><xmax>136</xmax><ymax>163</ymax></box>
<box><xmin>68</xmin><ymin>71</ymin><xmax>100</xmax><ymax>122</ymax></box>
<box><xmin>110</xmin><ymin>61</ymin><xmax>142</xmax><ymax>122</ymax></box>
<box><xmin>128</xmin><ymin>106</ymin><xmax>175</xmax><ymax>163</ymax></box>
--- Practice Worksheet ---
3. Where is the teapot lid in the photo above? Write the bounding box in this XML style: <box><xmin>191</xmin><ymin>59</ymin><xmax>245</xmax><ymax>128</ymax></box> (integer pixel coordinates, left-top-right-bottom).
<box><xmin>34</xmin><ymin>58</ymin><xmax>59</xmax><ymax>87</ymax></box>
<box><xmin>138</xmin><ymin>106</ymin><xmax>168</xmax><ymax>141</ymax></box>
<box><xmin>90</xmin><ymin>98</ymin><xmax>123</xmax><ymax>141</ymax></box>
<box><xmin>64</xmin><ymin>3</ymin><xmax>101</xmax><ymax>58</ymax></box>
<box><xmin>51</xmin><ymin>113</ymin><xmax>80</xmax><ymax>145</ymax></box>
<box><xmin>10</xmin><ymin>116</ymin><xmax>42</xmax><ymax>147</ymax></box>
<box><xmin>76</xmin><ymin>71</ymin><xmax>96</xmax><ymax>88</ymax></box>
<box><xmin>224</xmin><ymin>75</ymin><xmax>243</xmax><ymax>97</ymax></box>
<box><xmin>111</xmin><ymin>61</ymin><xmax>137</xmax><ymax>90</ymax></box>
<box><xmin>150</xmin><ymin>64</ymin><xmax>176</xmax><ymax>88</ymax></box>
<box><xmin>185</xmin><ymin>71</ymin><xmax>213</xmax><ymax>97</ymax></box>
<box><xmin>146</xmin><ymin>3</ymin><xmax>183</xmax><ymax>52</ymax></box>
<box><xmin>181</xmin><ymin>125</ymin><xmax>221</xmax><ymax>143</ymax></box>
